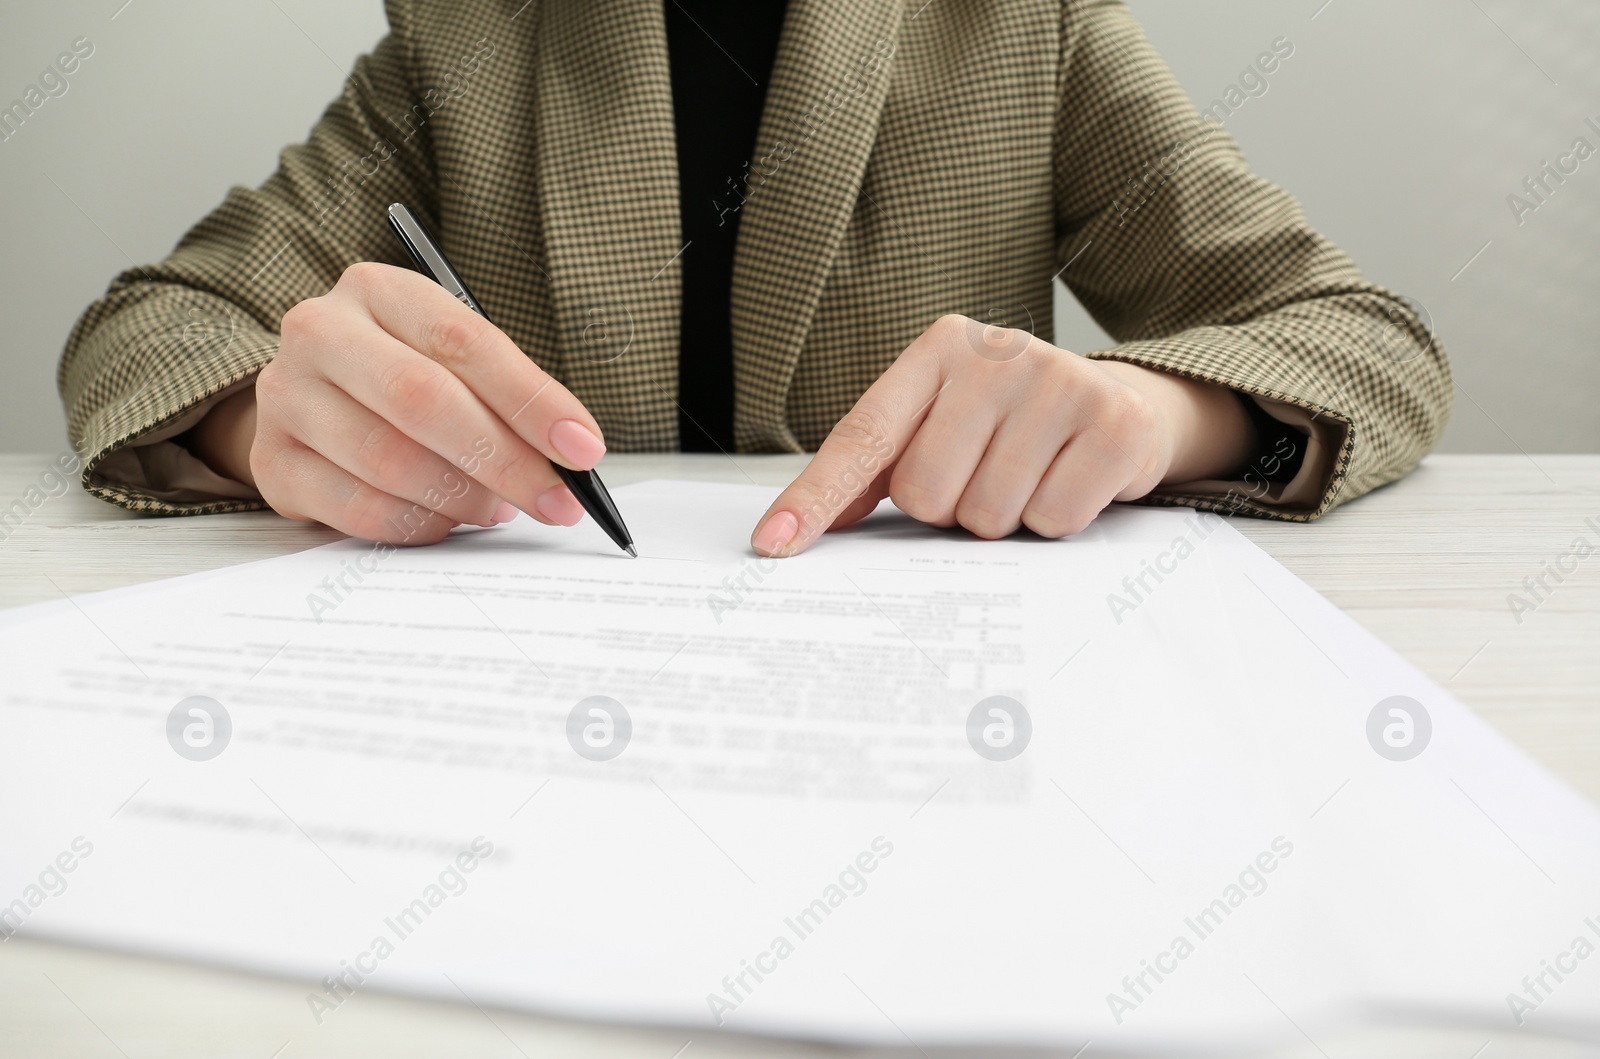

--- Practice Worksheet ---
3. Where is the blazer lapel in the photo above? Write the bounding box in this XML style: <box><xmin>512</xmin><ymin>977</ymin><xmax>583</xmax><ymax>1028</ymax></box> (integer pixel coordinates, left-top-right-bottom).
<box><xmin>730</xmin><ymin>0</ymin><xmax>903</xmax><ymax>451</ymax></box>
<box><xmin>534</xmin><ymin>0</ymin><xmax>684</xmax><ymax>449</ymax></box>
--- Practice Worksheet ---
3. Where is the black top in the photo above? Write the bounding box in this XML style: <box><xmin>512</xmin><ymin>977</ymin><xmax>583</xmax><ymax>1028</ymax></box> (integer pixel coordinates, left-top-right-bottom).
<box><xmin>664</xmin><ymin>0</ymin><xmax>789</xmax><ymax>452</ymax></box>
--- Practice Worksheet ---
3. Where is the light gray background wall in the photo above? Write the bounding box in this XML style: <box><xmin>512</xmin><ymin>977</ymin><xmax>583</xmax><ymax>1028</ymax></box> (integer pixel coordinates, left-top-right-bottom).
<box><xmin>1</xmin><ymin>1</ymin><xmax>1595</xmax><ymax>454</ymax></box>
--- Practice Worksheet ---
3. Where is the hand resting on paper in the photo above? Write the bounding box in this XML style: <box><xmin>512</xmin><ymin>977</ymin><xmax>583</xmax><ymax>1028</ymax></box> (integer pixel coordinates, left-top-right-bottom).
<box><xmin>750</xmin><ymin>314</ymin><xmax>1257</xmax><ymax>557</ymax></box>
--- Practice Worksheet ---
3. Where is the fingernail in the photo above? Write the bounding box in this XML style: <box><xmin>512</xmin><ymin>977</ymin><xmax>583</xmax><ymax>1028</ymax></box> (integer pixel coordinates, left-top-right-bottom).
<box><xmin>753</xmin><ymin>510</ymin><xmax>798</xmax><ymax>556</ymax></box>
<box><xmin>491</xmin><ymin>501</ymin><xmax>518</xmax><ymax>525</ymax></box>
<box><xmin>549</xmin><ymin>419</ymin><xmax>606</xmax><ymax>469</ymax></box>
<box><xmin>535</xmin><ymin>484</ymin><xmax>584</xmax><ymax>526</ymax></box>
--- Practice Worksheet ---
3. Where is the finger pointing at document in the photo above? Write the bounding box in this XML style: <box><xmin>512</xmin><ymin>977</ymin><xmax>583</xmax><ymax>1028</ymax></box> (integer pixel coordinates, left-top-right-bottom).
<box><xmin>751</xmin><ymin>314</ymin><xmax>1259</xmax><ymax>557</ymax></box>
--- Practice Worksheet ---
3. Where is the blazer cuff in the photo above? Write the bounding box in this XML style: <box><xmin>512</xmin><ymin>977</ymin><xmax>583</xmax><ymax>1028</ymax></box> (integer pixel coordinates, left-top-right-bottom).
<box><xmin>1155</xmin><ymin>395</ymin><xmax>1340</xmax><ymax>516</ymax></box>
<box><xmin>1085</xmin><ymin>335</ymin><xmax>1353</xmax><ymax>522</ymax></box>
<box><xmin>74</xmin><ymin>334</ymin><xmax>276</xmax><ymax>516</ymax></box>
<box><xmin>92</xmin><ymin>376</ymin><xmax>263</xmax><ymax>506</ymax></box>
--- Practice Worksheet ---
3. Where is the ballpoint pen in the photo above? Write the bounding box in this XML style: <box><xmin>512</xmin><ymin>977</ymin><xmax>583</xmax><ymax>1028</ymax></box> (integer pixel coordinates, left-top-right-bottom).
<box><xmin>386</xmin><ymin>202</ymin><xmax>635</xmax><ymax>557</ymax></box>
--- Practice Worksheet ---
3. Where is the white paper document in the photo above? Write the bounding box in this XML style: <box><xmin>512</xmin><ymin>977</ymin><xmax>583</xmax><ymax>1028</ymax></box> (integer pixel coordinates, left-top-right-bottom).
<box><xmin>3</xmin><ymin>481</ymin><xmax>1598</xmax><ymax>1050</ymax></box>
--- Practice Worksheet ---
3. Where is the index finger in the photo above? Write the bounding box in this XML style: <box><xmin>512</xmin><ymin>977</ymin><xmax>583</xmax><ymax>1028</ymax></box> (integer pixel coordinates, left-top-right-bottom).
<box><xmin>349</xmin><ymin>263</ymin><xmax>606</xmax><ymax>471</ymax></box>
<box><xmin>751</xmin><ymin>344</ymin><xmax>944</xmax><ymax>557</ymax></box>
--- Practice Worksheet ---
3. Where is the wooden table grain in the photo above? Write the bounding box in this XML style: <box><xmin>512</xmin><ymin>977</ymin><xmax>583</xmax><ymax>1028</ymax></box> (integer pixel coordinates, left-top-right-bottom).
<box><xmin>2</xmin><ymin>452</ymin><xmax>1596</xmax><ymax>1059</ymax></box>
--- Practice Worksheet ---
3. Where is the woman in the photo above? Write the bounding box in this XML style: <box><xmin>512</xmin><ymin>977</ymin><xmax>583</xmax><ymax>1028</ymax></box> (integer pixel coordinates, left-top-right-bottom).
<box><xmin>57</xmin><ymin>0</ymin><xmax>1449</xmax><ymax>557</ymax></box>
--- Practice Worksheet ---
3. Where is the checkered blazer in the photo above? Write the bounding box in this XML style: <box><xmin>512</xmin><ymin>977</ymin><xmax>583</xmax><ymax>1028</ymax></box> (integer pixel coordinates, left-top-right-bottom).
<box><xmin>58</xmin><ymin>0</ymin><xmax>1450</xmax><ymax>520</ymax></box>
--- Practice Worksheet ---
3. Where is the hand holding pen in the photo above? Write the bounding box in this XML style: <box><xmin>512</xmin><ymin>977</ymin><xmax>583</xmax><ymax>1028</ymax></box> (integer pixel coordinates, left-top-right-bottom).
<box><xmin>387</xmin><ymin>203</ymin><xmax>633</xmax><ymax>555</ymax></box>
<box><xmin>230</xmin><ymin>204</ymin><xmax>632</xmax><ymax>553</ymax></box>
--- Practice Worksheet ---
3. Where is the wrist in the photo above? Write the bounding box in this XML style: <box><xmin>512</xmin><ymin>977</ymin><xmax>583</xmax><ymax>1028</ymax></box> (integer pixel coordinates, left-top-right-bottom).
<box><xmin>184</xmin><ymin>385</ymin><xmax>259</xmax><ymax>488</ymax></box>
<box><xmin>1097</xmin><ymin>360</ymin><xmax>1255</xmax><ymax>484</ymax></box>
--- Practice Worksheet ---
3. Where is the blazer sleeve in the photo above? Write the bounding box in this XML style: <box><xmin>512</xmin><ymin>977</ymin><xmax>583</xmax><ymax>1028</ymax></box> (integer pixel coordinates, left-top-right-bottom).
<box><xmin>56</xmin><ymin>1</ymin><xmax>435</xmax><ymax>515</ymax></box>
<box><xmin>1052</xmin><ymin>0</ymin><xmax>1451</xmax><ymax>520</ymax></box>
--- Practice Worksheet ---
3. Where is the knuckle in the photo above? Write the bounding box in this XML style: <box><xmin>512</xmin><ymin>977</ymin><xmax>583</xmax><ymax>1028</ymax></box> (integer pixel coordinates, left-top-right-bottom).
<box><xmin>426</xmin><ymin>313</ymin><xmax>497</xmax><ymax>370</ymax></box>
<box><xmin>434</xmin><ymin>466</ymin><xmax>473</xmax><ymax>506</ymax></box>
<box><xmin>344</xmin><ymin>503</ymin><xmax>398</xmax><ymax>543</ymax></box>
<box><xmin>955</xmin><ymin>500</ymin><xmax>1013</xmax><ymax>540</ymax></box>
<box><xmin>340</xmin><ymin>485</ymin><xmax>410</xmax><ymax>544</ymax></box>
<box><xmin>379</xmin><ymin>361</ymin><xmax>451</xmax><ymax>427</ymax></box>
<box><xmin>1021</xmin><ymin>503</ymin><xmax>1084</xmax><ymax>540</ymax></box>
<box><xmin>479</xmin><ymin>441</ymin><xmax>547</xmax><ymax>496</ymax></box>
<box><xmin>830</xmin><ymin>407</ymin><xmax>893</xmax><ymax>457</ymax></box>
<box><xmin>1090</xmin><ymin>381</ymin><xmax>1155</xmax><ymax>440</ymax></box>
<box><xmin>888</xmin><ymin>473</ymin><xmax>951</xmax><ymax>524</ymax></box>
<box><xmin>254</xmin><ymin>359</ymin><xmax>291</xmax><ymax>404</ymax></box>
<box><xmin>920</xmin><ymin>314</ymin><xmax>976</xmax><ymax>361</ymax></box>
<box><xmin>339</xmin><ymin>260</ymin><xmax>386</xmax><ymax>291</ymax></box>
<box><xmin>353</xmin><ymin>420</ymin><xmax>403</xmax><ymax>483</ymax></box>
<box><xmin>278</xmin><ymin>297</ymin><xmax>325</xmax><ymax>343</ymax></box>
<box><xmin>929</xmin><ymin>313</ymin><xmax>973</xmax><ymax>342</ymax></box>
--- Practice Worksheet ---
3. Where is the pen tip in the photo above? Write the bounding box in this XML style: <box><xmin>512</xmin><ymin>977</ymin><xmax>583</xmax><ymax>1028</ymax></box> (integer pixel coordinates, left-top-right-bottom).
<box><xmin>625</xmin><ymin>544</ymin><xmax>637</xmax><ymax>558</ymax></box>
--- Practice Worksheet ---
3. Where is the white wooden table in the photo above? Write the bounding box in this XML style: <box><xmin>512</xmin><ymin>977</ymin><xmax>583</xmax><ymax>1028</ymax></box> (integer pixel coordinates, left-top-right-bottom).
<box><xmin>2</xmin><ymin>452</ymin><xmax>1596</xmax><ymax>1059</ymax></box>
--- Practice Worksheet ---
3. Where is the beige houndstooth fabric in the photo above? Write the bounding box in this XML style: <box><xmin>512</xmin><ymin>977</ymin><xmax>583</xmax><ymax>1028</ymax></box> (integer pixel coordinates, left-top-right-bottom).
<box><xmin>58</xmin><ymin>0</ymin><xmax>1450</xmax><ymax>520</ymax></box>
